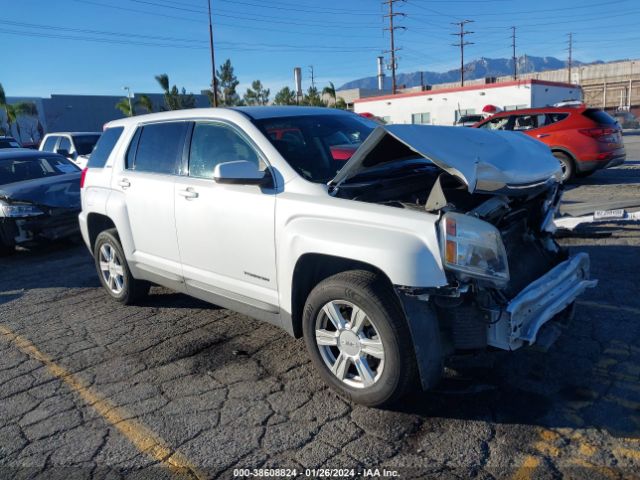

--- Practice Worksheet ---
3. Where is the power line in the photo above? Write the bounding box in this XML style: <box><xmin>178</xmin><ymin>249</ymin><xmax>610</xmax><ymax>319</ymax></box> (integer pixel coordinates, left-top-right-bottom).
<box><xmin>451</xmin><ymin>19</ymin><xmax>474</xmax><ymax>86</ymax></box>
<box><xmin>384</xmin><ymin>0</ymin><xmax>406</xmax><ymax>94</ymax></box>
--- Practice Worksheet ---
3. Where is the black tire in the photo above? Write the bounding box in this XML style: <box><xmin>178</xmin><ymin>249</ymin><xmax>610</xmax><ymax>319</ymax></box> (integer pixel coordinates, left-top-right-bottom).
<box><xmin>575</xmin><ymin>170</ymin><xmax>595</xmax><ymax>178</ymax></box>
<box><xmin>302</xmin><ymin>270</ymin><xmax>418</xmax><ymax>407</ymax></box>
<box><xmin>553</xmin><ymin>151</ymin><xmax>574</xmax><ymax>182</ymax></box>
<box><xmin>93</xmin><ymin>228</ymin><xmax>149</xmax><ymax>304</ymax></box>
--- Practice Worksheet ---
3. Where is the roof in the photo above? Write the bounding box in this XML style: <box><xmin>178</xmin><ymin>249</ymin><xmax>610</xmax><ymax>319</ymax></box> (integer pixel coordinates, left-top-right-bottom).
<box><xmin>481</xmin><ymin>105</ymin><xmax>588</xmax><ymax>117</ymax></box>
<box><xmin>231</xmin><ymin>106</ymin><xmax>351</xmax><ymax>119</ymax></box>
<box><xmin>0</xmin><ymin>149</ymin><xmax>64</xmax><ymax>160</ymax></box>
<box><xmin>105</xmin><ymin>106</ymin><xmax>353</xmax><ymax>128</ymax></box>
<box><xmin>44</xmin><ymin>132</ymin><xmax>101</xmax><ymax>136</ymax></box>
<box><xmin>354</xmin><ymin>79</ymin><xmax>582</xmax><ymax>104</ymax></box>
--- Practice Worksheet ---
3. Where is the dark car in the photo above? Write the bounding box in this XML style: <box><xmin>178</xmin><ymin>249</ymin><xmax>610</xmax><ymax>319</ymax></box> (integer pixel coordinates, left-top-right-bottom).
<box><xmin>473</xmin><ymin>106</ymin><xmax>625</xmax><ymax>181</ymax></box>
<box><xmin>0</xmin><ymin>149</ymin><xmax>81</xmax><ymax>254</ymax></box>
<box><xmin>0</xmin><ymin>136</ymin><xmax>21</xmax><ymax>149</ymax></box>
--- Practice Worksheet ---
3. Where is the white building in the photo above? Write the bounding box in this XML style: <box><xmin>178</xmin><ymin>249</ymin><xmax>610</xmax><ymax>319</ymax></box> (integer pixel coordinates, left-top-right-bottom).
<box><xmin>353</xmin><ymin>79</ymin><xmax>582</xmax><ymax>126</ymax></box>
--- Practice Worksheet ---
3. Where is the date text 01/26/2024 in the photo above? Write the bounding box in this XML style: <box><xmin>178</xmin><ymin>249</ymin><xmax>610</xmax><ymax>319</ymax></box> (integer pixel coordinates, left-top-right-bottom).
<box><xmin>232</xmin><ymin>468</ymin><xmax>400</xmax><ymax>477</ymax></box>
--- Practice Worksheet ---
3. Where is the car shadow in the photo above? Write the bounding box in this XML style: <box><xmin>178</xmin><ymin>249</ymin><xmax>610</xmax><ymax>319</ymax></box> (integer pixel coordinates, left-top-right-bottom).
<box><xmin>0</xmin><ymin>242</ymin><xmax>218</xmax><ymax>311</ymax></box>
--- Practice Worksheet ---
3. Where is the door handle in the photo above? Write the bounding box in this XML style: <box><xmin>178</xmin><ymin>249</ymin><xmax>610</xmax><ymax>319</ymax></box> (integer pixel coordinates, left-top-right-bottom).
<box><xmin>178</xmin><ymin>188</ymin><xmax>199</xmax><ymax>199</ymax></box>
<box><xmin>536</xmin><ymin>134</ymin><xmax>550</xmax><ymax>138</ymax></box>
<box><xmin>118</xmin><ymin>178</ymin><xmax>131</xmax><ymax>189</ymax></box>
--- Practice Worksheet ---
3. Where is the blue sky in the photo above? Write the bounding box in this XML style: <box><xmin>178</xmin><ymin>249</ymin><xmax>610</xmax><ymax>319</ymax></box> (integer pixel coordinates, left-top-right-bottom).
<box><xmin>3</xmin><ymin>0</ymin><xmax>640</xmax><ymax>98</ymax></box>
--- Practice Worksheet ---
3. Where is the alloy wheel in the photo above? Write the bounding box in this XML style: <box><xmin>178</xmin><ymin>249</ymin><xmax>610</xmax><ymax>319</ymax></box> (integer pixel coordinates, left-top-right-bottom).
<box><xmin>315</xmin><ymin>300</ymin><xmax>385</xmax><ymax>389</ymax></box>
<box><xmin>99</xmin><ymin>243</ymin><xmax>125</xmax><ymax>295</ymax></box>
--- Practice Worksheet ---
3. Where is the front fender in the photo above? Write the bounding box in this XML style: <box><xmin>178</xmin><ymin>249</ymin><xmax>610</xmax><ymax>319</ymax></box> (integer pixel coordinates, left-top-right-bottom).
<box><xmin>276</xmin><ymin>196</ymin><xmax>448</xmax><ymax>316</ymax></box>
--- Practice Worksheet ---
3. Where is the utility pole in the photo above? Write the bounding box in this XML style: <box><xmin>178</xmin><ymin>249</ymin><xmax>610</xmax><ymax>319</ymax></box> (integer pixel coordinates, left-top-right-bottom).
<box><xmin>511</xmin><ymin>26</ymin><xmax>517</xmax><ymax>80</ymax></box>
<box><xmin>308</xmin><ymin>65</ymin><xmax>315</xmax><ymax>89</ymax></box>
<box><xmin>451</xmin><ymin>20</ymin><xmax>474</xmax><ymax>86</ymax></box>
<box><xmin>383</xmin><ymin>0</ymin><xmax>405</xmax><ymax>95</ymax></box>
<box><xmin>567</xmin><ymin>32</ymin><xmax>573</xmax><ymax>84</ymax></box>
<box><xmin>207</xmin><ymin>0</ymin><xmax>218</xmax><ymax>107</ymax></box>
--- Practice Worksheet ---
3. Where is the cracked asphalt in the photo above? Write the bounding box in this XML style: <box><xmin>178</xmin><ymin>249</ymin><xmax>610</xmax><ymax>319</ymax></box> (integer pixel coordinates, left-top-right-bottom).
<box><xmin>1</xmin><ymin>138</ymin><xmax>639</xmax><ymax>479</ymax></box>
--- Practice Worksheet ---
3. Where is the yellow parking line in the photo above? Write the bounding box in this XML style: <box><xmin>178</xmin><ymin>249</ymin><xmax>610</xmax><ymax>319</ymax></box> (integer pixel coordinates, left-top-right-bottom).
<box><xmin>512</xmin><ymin>455</ymin><xmax>541</xmax><ymax>480</ymax></box>
<box><xmin>0</xmin><ymin>325</ymin><xmax>204</xmax><ymax>480</ymax></box>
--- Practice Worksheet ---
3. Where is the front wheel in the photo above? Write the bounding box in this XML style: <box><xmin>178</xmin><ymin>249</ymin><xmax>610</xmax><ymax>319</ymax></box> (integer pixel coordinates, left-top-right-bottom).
<box><xmin>302</xmin><ymin>270</ymin><xmax>418</xmax><ymax>407</ymax></box>
<box><xmin>94</xmin><ymin>229</ymin><xmax>149</xmax><ymax>304</ymax></box>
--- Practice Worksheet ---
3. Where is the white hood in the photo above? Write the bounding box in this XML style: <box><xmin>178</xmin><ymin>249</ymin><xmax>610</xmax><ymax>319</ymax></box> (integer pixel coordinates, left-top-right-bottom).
<box><xmin>331</xmin><ymin>125</ymin><xmax>562</xmax><ymax>193</ymax></box>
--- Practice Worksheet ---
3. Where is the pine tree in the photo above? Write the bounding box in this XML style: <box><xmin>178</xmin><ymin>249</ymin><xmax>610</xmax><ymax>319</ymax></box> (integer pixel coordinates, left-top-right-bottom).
<box><xmin>216</xmin><ymin>59</ymin><xmax>240</xmax><ymax>106</ymax></box>
<box><xmin>243</xmin><ymin>80</ymin><xmax>270</xmax><ymax>105</ymax></box>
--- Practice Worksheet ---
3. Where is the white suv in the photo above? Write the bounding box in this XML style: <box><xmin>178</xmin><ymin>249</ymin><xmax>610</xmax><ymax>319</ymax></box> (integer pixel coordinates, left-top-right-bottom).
<box><xmin>40</xmin><ymin>132</ymin><xmax>101</xmax><ymax>168</ymax></box>
<box><xmin>79</xmin><ymin>107</ymin><xmax>596</xmax><ymax>406</ymax></box>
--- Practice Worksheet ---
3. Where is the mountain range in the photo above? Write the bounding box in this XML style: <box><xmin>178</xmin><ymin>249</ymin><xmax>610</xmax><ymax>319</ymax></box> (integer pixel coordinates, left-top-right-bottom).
<box><xmin>338</xmin><ymin>55</ymin><xmax>604</xmax><ymax>90</ymax></box>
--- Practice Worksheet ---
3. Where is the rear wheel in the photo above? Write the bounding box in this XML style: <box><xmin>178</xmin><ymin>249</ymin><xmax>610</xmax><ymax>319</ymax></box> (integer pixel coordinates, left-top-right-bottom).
<box><xmin>94</xmin><ymin>229</ymin><xmax>149</xmax><ymax>304</ymax></box>
<box><xmin>553</xmin><ymin>151</ymin><xmax>574</xmax><ymax>182</ymax></box>
<box><xmin>302</xmin><ymin>270</ymin><xmax>418</xmax><ymax>407</ymax></box>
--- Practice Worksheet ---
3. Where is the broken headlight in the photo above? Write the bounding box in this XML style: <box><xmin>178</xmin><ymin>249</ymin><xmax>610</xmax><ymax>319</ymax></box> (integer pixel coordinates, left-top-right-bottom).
<box><xmin>0</xmin><ymin>201</ymin><xmax>45</xmax><ymax>218</ymax></box>
<box><xmin>439</xmin><ymin>212</ymin><xmax>509</xmax><ymax>282</ymax></box>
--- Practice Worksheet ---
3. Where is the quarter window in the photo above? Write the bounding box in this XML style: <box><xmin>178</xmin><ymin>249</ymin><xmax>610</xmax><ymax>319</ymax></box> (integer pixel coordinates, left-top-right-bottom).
<box><xmin>129</xmin><ymin>122</ymin><xmax>188</xmax><ymax>174</ymax></box>
<box><xmin>188</xmin><ymin>122</ymin><xmax>261</xmax><ymax>179</ymax></box>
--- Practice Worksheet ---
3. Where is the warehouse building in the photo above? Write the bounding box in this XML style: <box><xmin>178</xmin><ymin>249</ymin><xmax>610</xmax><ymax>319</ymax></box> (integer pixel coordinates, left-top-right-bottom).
<box><xmin>352</xmin><ymin>79</ymin><xmax>582</xmax><ymax>125</ymax></box>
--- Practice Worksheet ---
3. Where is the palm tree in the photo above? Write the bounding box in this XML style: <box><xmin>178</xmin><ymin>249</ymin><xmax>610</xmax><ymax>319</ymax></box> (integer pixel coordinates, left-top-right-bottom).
<box><xmin>322</xmin><ymin>82</ymin><xmax>337</xmax><ymax>107</ymax></box>
<box><xmin>137</xmin><ymin>94</ymin><xmax>154</xmax><ymax>113</ymax></box>
<box><xmin>115</xmin><ymin>98</ymin><xmax>133</xmax><ymax>116</ymax></box>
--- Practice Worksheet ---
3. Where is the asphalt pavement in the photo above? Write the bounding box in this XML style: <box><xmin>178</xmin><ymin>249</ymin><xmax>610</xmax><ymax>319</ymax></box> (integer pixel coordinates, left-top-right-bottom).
<box><xmin>1</xmin><ymin>139</ymin><xmax>639</xmax><ymax>479</ymax></box>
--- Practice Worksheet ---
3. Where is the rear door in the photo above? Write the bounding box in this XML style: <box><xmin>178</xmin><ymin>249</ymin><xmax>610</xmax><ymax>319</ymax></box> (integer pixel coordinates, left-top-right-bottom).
<box><xmin>114</xmin><ymin>121</ymin><xmax>189</xmax><ymax>278</ymax></box>
<box><xmin>173</xmin><ymin>120</ymin><xmax>278</xmax><ymax>309</ymax></box>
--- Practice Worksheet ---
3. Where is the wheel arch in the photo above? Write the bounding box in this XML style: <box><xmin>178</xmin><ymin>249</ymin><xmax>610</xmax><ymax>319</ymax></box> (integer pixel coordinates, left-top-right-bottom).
<box><xmin>288</xmin><ymin>253</ymin><xmax>396</xmax><ymax>338</ymax></box>
<box><xmin>86</xmin><ymin>213</ymin><xmax>116</xmax><ymax>251</ymax></box>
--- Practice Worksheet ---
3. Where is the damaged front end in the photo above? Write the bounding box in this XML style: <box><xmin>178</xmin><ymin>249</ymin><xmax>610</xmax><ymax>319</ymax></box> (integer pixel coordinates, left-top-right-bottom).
<box><xmin>0</xmin><ymin>173</ymin><xmax>81</xmax><ymax>250</ymax></box>
<box><xmin>331</xmin><ymin>124</ymin><xmax>597</xmax><ymax>353</ymax></box>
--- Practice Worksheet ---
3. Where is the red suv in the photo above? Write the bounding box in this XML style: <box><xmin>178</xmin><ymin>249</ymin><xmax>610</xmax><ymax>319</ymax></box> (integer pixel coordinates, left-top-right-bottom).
<box><xmin>473</xmin><ymin>106</ymin><xmax>626</xmax><ymax>181</ymax></box>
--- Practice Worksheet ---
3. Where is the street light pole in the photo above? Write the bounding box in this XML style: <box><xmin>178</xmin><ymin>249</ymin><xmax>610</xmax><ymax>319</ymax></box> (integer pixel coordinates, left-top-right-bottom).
<box><xmin>123</xmin><ymin>86</ymin><xmax>133</xmax><ymax>116</ymax></box>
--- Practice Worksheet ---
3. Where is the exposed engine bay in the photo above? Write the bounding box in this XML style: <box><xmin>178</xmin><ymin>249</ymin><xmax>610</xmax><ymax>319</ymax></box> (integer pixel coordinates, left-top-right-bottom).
<box><xmin>334</xmin><ymin>157</ymin><xmax>572</xmax><ymax>353</ymax></box>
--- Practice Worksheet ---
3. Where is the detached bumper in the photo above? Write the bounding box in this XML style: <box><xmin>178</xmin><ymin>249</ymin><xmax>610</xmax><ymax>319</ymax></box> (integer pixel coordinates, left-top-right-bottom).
<box><xmin>3</xmin><ymin>210</ymin><xmax>80</xmax><ymax>246</ymax></box>
<box><xmin>488</xmin><ymin>253</ymin><xmax>597</xmax><ymax>350</ymax></box>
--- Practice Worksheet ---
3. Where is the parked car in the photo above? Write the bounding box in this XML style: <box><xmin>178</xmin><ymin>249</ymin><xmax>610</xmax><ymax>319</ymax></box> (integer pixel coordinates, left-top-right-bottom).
<box><xmin>0</xmin><ymin>149</ymin><xmax>82</xmax><ymax>254</ymax></box>
<box><xmin>0</xmin><ymin>136</ymin><xmax>21</xmax><ymax>149</ymax></box>
<box><xmin>39</xmin><ymin>132</ymin><xmax>101</xmax><ymax>168</ymax></box>
<box><xmin>80</xmin><ymin>107</ymin><xmax>596</xmax><ymax>406</ymax></box>
<box><xmin>454</xmin><ymin>114</ymin><xmax>485</xmax><ymax>127</ymax></box>
<box><xmin>473</xmin><ymin>106</ymin><xmax>625</xmax><ymax>181</ymax></box>
<box><xmin>611</xmin><ymin>110</ymin><xmax>640</xmax><ymax>129</ymax></box>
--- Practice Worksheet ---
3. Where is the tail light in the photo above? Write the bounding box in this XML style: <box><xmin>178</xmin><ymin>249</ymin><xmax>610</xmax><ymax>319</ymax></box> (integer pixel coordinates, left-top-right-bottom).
<box><xmin>80</xmin><ymin>167</ymin><xmax>88</xmax><ymax>188</ymax></box>
<box><xmin>578</xmin><ymin>127</ymin><xmax>618</xmax><ymax>142</ymax></box>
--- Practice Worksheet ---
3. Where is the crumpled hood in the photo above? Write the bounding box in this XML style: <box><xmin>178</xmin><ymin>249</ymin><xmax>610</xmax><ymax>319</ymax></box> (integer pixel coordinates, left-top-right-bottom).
<box><xmin>331</xmin><ymin>124</ymin><xmax>562</xmax><ymax>193</ymax></box>
<box><xmin>0</xmin><ymin>173</ymin><xmax>81</xmax><ymax>209</ymax></box>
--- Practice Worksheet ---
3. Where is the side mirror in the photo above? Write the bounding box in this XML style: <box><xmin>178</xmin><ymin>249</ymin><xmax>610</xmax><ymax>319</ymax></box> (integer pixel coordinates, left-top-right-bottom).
<box><xmin>213</xmin><ymin>160</ymin><xmax>271</xmax><ymax>186</ymax></box>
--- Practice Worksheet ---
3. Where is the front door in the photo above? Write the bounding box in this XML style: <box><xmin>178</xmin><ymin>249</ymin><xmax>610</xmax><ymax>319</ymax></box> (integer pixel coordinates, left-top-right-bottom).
<box><xmin>173</xmin><ymin>120</ymin><xmax>278</xmax><ymax>309</ymax></box>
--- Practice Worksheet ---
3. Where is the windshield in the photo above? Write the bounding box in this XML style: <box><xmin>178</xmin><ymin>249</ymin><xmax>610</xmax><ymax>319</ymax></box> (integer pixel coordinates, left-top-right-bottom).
<box><xmin>72</xmin><ymin>134</ymin><xmax>101</xmax><ymax>155</ymax></box>
<box><xmin>0</xmin><ymin>155</ymin><xmax>79</xmax><ymax>186</ymax></box>
<box><xmin>254</xmin><ymin>114</ymin><xmax>376</xmax><ymax>183</ymax></box>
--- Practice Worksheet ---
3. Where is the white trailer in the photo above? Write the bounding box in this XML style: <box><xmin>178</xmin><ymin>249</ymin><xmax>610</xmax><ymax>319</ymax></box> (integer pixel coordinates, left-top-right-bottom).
<box><xmin>353</xmin><ymin>79</ymin><xmax>582</xmax><ymax>126</ymax></box>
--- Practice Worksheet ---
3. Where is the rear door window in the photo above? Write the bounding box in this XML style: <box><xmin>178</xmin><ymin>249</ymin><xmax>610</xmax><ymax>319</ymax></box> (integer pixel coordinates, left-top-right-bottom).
<box><xmin>512</xmin><ymin>114</ymin><xmax>546</xmax><ymax>131</ymax></box>
<box><xmin>478</xmin><ymin>116</ymin><xmax>511</xmax><ymax>130</ymax></box>
<box><xmin>129</xmin><ymin>122</ymin><xmax>189</xmax><ymax>175</ymax></box>
<box><xmin>88</xmin><ymin>127</ymin><xmax>124</xmax><ymax>168</ymax></box>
